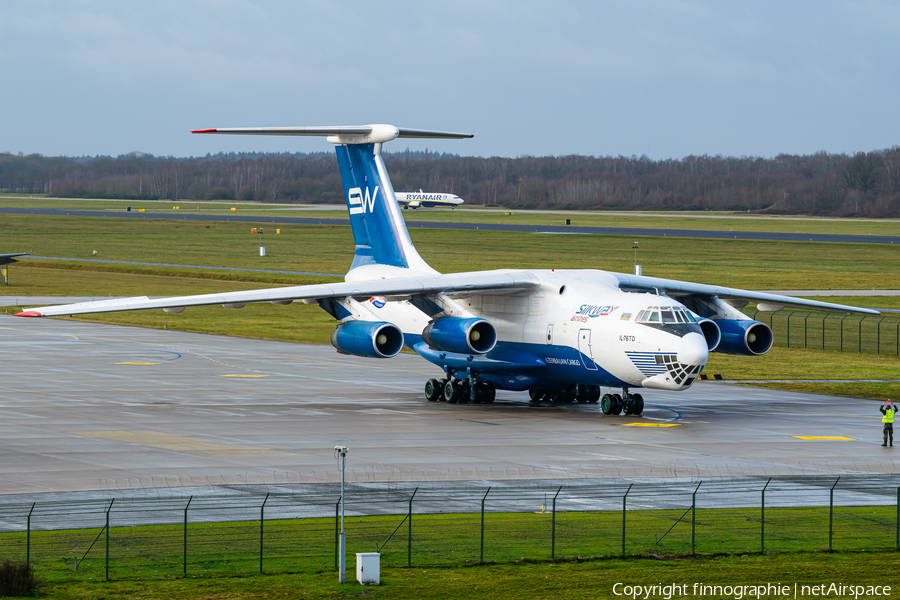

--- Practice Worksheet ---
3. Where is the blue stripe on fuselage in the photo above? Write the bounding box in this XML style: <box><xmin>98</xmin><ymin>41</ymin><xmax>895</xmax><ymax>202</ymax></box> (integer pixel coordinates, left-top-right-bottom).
<box><xmin>406</xmin><ymin>334</ymin><xmax>629</xmax><ymax>390</ymax></box>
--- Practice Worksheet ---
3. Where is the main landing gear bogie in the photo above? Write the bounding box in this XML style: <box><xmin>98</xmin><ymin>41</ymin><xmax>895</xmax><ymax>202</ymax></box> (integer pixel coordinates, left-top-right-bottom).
<box><xmin>426</xmin><ymin>378</ymin><xmax>495</xmax><ymax>405</ymax></box>
<box><xmin>528</xmin><ymin>384</ymin><xmax>601</xmax><ymax>405</ymax></box>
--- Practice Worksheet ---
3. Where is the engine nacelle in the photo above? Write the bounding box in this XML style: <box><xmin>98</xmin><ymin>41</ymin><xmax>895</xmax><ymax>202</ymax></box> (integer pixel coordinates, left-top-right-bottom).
<box><xmin>422</xmin><ymin>317</ymin><xmax>497</xmax><ymax>354</ymax></box>
<box><xmin>331</xmin><ymin>321</ymin><xmax>404</xmax><ymax>359</ymax></box>
<box><xmin>713</xmin><ymin>319</ymin><xmax>774</xmax><ymax>356</ymax></box>
<box><xmin>698</xmin><ymin>319</ymin><xmax>721</xmax><ymax>352</ymax></box>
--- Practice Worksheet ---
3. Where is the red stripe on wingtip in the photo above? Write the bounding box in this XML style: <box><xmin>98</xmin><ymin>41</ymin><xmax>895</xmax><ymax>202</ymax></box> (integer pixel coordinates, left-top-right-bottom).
<box><xmin>191</xmin><ymin>129</ymin><xmax>218</xmax><ymax>133</ymax></box>
<box><xmin>15</xmin><ymin>311</ymin><xmax>42</xmax><ymax>317</ymax></box>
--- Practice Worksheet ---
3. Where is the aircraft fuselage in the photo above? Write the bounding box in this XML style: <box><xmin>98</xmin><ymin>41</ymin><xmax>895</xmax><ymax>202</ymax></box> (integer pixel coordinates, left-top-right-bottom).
<box><xmin>362</xmin><ymin>269</ymin><xmax>709</xmax><ymax>393</ymax></box>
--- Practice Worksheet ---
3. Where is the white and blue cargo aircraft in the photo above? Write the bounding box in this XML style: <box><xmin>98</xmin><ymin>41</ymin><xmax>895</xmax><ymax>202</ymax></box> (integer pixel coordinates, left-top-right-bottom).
<box><xmin>17</xmin><ymin>125</ymin><xmax>879</xmax><ymax>415</ymax></box>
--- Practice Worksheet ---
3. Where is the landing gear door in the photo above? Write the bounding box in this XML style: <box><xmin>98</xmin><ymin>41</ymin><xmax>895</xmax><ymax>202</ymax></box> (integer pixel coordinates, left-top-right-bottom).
<box><xmin>578</xmin><ymin>328</ymin><xmax>597</xmax><ymax>370</ymax></box>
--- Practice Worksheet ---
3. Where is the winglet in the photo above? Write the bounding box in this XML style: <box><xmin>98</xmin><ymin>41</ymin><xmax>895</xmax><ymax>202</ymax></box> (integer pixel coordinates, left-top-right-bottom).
<box><xmin>14</xmin><ymin>311</ymin><xmax>42</xmax><ymax>317</ymax></box>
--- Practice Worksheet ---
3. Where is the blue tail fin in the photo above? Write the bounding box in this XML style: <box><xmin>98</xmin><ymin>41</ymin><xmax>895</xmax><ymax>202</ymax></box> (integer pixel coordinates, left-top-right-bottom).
<box><xmin>190</xmin><ymin>123</ymin><xmax>471</xmax><ymax>274</ymax></box>
<box><xmin>335</xmin><ymin>143</ymin><xmax>433</xmax><ymax>273</ymax></box>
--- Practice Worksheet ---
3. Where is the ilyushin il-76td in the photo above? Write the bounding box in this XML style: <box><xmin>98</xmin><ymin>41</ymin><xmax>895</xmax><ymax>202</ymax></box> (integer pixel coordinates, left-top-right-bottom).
<box><xmin>18</xmin><ymin>125</ymin><xmax>879</xmax><ymax>415</ymax></box>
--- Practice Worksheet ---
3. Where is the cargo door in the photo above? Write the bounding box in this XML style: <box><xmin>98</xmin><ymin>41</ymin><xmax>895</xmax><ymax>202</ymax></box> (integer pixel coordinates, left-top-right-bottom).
<box><xmin>578</xmin><ymin>328</ymin><xmax>597</xmax><ymax>370</ymax></box>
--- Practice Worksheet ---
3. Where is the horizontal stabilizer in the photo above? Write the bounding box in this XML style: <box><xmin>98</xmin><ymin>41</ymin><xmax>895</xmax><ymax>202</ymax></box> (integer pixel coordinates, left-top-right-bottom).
<box><xmin>192</xmin><ymin>124</ymin><xmax>473</xmax><ymax>145</ymax></box>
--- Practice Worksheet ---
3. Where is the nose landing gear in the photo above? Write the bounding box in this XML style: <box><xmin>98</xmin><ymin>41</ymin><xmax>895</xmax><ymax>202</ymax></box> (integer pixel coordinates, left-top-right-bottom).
<box><xmin>601</xmin><ymin>389</ymin><xmax>644</xmax><ymax>415</ymax></box>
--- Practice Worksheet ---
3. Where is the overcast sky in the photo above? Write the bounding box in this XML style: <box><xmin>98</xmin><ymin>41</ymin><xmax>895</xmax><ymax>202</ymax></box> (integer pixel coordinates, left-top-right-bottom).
<box><xmin>1</xmin><ymin>1</ymin><xmax>897</xmax><ymax>159</ymax></box>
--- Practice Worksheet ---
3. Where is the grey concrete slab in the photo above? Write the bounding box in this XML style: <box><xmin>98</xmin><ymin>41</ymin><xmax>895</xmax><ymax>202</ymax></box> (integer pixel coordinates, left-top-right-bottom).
<box><xmin>0</xmin><ymin>315</ymin><xmax>896</xmax><ymax>496</ymax></box>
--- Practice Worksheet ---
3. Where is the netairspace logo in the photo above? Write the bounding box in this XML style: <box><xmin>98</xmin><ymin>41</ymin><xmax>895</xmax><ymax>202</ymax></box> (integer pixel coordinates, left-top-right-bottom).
<box><xmin>611</xmin><ymin>582</ymin><xmax>892</xmax><ymax>600</ymax></box>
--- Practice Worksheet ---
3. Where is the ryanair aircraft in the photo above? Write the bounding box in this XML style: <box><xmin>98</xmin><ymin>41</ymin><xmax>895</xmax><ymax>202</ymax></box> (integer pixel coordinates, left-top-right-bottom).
<box><xmin>396</xmin><ymin>190</ymin><xmax>464</xmax><ymax>209</ymax></box>
<box><xmin>17</xmin><ymin>125</ymin><xmax>878</xmax><ymax>415</ymax></box>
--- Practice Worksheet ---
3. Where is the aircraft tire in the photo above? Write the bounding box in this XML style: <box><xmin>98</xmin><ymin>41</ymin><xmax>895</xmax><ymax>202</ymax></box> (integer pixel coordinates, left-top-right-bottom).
<box><xmin>600</xmin><ymin>393</ymin><xmax>614</xmax><ymax>415</ymax></box>
<box><xmin>576</xmin><ymin>384</ymin><xmax>587</xmax><ymax>402</ymax></box>
<box><xmin>484</xmin><ymin>383</ymin><xmax>496</xmax><ymax>404</ymax></box>
<box><xmin>587</xmin><ymin>386</ymin><xmax>601</xmax><ymax>403</ymax></box>
<box><xmin>445</xmin><ymin>379</ymin><xmax>462</xmax><ymax>403</ymax></box>
<box><xmin>611</xmin><ymin>394</ymin><xmax>623</xmax><ymax>415</ymax></box>
<box><xmin>425</xmin><ymin>379</ymin><xmax>442</xmax><ymax>402</ymax></box>
<box><xmin>632</xmin><ymin>393</ymin><xmax>644</xmax><ymax>415</ymax></box>
<box><xmin>528</xmin><ymin>388</ymin><xmax>544</xmax><ymax>402</ymax></box>
<box><xmin>458</xmin><ymin>381</ymin><xmax>471</xmax><ymax>404</ymax></box>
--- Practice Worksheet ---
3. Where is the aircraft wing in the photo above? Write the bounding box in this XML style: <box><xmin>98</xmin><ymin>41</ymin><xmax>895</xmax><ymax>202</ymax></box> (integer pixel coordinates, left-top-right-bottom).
<box><xmin>16</xmin><ymin>270</ymin><xmax>541</xmax><ymax>317</ymax></box>
<box><xmin>0</xmin><ymin>252</ymin><xmax>31</xmax><ymax>265</ymax></box>
<box><xmin>612</xmin><ymin>273</ymin><xmax>881</xmax><ymax>315</ymax></box>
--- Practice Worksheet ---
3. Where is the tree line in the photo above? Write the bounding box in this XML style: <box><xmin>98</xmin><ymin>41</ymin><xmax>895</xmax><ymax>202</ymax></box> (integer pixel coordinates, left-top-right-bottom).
<box><xmin>2</xmin><ymin>146</ymin><xmax>899</xmax><ymax>216</ymax></box>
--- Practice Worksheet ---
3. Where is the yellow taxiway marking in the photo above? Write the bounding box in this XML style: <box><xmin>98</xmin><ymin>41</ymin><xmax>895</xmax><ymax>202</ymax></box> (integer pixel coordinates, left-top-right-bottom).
<box><xmin>71</xmin><ymin>430</ymin><xmax>280</xmax><ymax>455</ymax></box>
<box><xmin>792</xmin><ymin>436</ymin><xmax>856</xmax><ymax>440</ymax></box>
<box><xmin>116</xmin><ymin>362</ymin><xmax>161</xmax><ymax>365</ymax></box>
<box><xmin>220</xmin><ymin>374</ymin><xmax>269</xmax><ymax>378</ymax></box>
<box><xmin>621</xmin><ymin>423</ymin><xmax>681</xmax><ymax>427</ymax></box>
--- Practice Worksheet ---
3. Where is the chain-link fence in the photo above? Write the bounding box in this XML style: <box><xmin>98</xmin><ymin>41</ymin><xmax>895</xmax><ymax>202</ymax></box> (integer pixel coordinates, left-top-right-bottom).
<box><xmin>746</xmin><ymin>309</ymin><xmax>900</xmax><ymax>355</ymax></box>
<box><xmin>0</xmin><ymin>475</ymin><xmax>897</xmax><ymax>582</ymax></box>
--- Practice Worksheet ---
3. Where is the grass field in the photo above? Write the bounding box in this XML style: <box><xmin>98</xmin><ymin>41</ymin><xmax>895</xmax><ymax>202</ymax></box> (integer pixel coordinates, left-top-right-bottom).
<box><xmin>10</xmin><ymin>553</ymin><xmax>896</xmax><ymax>600</ymax></box>
<box><xmin>3</xmin><ymin>213</ymin><xmax>900</xmax><ymax>288</ymax></box>
<box><xmin>2</xmin><ymin>505</ymin><xmax>896</xmax><ymax>598</ymax></box>
<box><xmin>2</xmin><ymin>213</ymin><xmax>899</xmax><ymax>398</ymax></box>
<box><xmin>4</xmin><ymin>195</ymin><xmax>900</xmax><ymax>235</ymax></box>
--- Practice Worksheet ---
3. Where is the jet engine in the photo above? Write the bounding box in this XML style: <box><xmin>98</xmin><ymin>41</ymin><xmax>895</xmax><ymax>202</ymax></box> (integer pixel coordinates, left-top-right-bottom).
<box><xmin>331</xmin><ymin>321</ymin><xmax>404</xmax><ymax>359</ymax></box>
<box><xmin>712</xmin><ymin>319</ymin><xmax>774</xmax><ymax>356</ymax></box>
<box><xmin>698</xmin><ymin>319</ymin><xmax>722</xmax><ymax>352</ymax></box>
<box><xmin>422</xmin><ymin>317</ymin><xmax>497</xmax><ymax>354</ymax></box>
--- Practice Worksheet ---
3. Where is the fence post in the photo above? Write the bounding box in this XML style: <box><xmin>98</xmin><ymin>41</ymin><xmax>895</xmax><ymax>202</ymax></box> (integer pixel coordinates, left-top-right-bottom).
<box><xmin>761</xmin><ymin>478</ymin><xmax>771</xmax><ymax>554</ymax></box>
<box><xmin>408</xmin><ymin>487</ymin><xmax>418</xmax><ymax>567</ymax></box>
<box><xmin>876</xmin><ymin>317</ymin><xmax>884</xmax><ymax>354</ymax></box>
<box><xmin>622</xmin><ymin>483</ymin><xmax>633</xmax><ymax>558</ymax></box>
<box><xmin>334</xmin><ymin>499</ymin><xmax>340</xmax><ymax>571</ymax></box>
<box><xmin>829</xmin><ymin>477</ymin><xmax>840</xmax><ymax>551</ymax></box>
<box><xmin>106</xmin><ymin>498</ymin><xmax>114</xmax><ymax>581</ymax></box>
<box><xmin>691</xmin><ymin>481</ymin><xmax>701</xmax><ymax>555</ymax></box>
<box><xmin>551</xmin><ymin>486</ymin><xmax>561</xmax><ymax>559</ymax></box>
<box><xmin>896</xmin><ymin>322</ymin><xmax>899</xmax><ymax>356</ymax></box>
<box><xmin>804</xmin><ymin>313</ymin><xmax>810</xmax><ymax>348</ymax></box>
<box><xmin>480</xmin><ymin>487</ymin><xmax>491</xmax><ymax>565</ymax></box>
<box><xmin>260</xmin><ymin>493</ymin><xmax>269</xmax><ymax>574</ymax></box>
<box><xmin>823</xmin><ymin>313</ymin><xmax>828</xmax><ymax>350</ymax></box>
<box><xmin>858</xmin><ymin>317</ymin><xmax>863</xmax><ymax>353</ymax></box>
<box><xmin>787</xmin><ymin>312</ymin><xmax>792</xmax><ymax>347</ymax></box>
<box><xmin>183</xmin><ymin>496</ymin><xmax>192</xmax><ymax>577</ymax></box>
<box><xmin>26</xmin><ymin>502</ymin><xmax>34</xmax><ymax>566</ymax></box>
<box><xmin>840</xmin><ymin>315</ymin><xmax>848</xmax><ymax>352</ymax></box>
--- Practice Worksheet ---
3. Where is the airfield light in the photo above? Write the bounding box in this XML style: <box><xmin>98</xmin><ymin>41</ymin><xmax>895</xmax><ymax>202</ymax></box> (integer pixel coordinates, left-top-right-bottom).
<box><xmin>633</xmin><ymin>242</ymin><xmax>641</xmax><ymax>276</ymax></box>
<box><xmin>335</xmin><ymin>446</ymin><xmax>349</xmax><ymax>583</ymax></box>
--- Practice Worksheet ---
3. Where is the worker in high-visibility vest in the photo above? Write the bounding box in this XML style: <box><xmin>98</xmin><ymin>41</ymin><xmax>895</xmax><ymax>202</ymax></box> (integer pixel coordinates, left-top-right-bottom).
<box><xmin>881</xmin><ymin>400</ymin><xmax>896</xmax><ymax>447</ymax></box>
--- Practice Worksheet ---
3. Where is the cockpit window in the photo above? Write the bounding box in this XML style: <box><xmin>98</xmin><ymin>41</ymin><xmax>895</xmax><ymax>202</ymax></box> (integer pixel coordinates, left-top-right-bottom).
<box><xmin>636</xmin><ymin>306</ymin><xmax>698</xmax><ymax>325</ymax></box>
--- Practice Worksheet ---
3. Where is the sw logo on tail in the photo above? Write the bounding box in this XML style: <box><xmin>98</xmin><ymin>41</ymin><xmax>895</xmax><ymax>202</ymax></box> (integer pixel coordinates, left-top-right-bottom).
<box><xmin>348</xmin><ymin>186</ymin><xmax>379</xmax><ymax>215</ymax></box>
